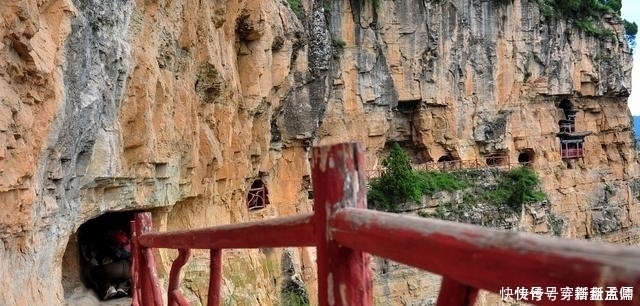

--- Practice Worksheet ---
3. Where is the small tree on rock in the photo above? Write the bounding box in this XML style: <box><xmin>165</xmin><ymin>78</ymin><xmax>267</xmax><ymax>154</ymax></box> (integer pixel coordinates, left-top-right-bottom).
<box><xmin>368</xmin><ymin>143</ymin><xmax>424</xmax><ymax>212</ymax></box>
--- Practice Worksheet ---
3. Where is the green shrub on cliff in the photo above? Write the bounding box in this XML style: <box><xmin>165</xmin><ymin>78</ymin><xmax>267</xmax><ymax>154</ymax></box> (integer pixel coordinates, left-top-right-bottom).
<box><xmin>537</xmin><ymin>0</ymin><xmax>634</xmax><ymax>42</ymax></box>
<box><xmin>417</xmin><ymin>170</ymin><xmax>469</xmax><ymax>196</ymax></box>
<box><xmin>287</xmin><ymin>0</ymin><xmax>302</xmax><ymax>17</ymax></box>
<box><xmin>625</xmin><ymin>19</ymin><xmax>639</xmax><ymax>36</ymax></box>
<box><xmin>368</xmin><ymin>144</ymin><xmax>546</xmax><ymax>215</ymax></box>
<box><xmin>368</xmin><ymin>143</ymin><xmax>424</xmax><ymax>212</ymax></box>
<box><xmin>539</xmin><ymin>0</ymin><xmax>619</xmax><ymax>18</ymax></box>
<box><xmin>368</xmin><ymin>144</ymin><xmax>468</xmax><ymax>212</ymax></box>
<box><xmin>625</xmin><ymin>19</ymin><xmax>638</xmax><ymax>49</ymax></box>
<box><xmin>418</xmin><ymin>167</ymin><xmax>547</xmax><ymax>229</ymax></box>
<box><xmin>496</xmin><ymin>166</ymin><xmax>547</xmax><ymax>209</ymax></box>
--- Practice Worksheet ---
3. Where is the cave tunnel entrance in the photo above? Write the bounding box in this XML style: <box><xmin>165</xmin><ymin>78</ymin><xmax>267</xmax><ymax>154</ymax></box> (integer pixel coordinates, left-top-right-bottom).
<box><xmin>518</xmin><ymin>150</ymin><xmax>535</xmax><ymax>165</ymax></box>
<box><xmin>437</xmin><ymin>155</ymin><xmax>453</xmax><ymax>162</ymax></box>
<box><xmin>558</xmin><ymin>99</ymin><xmax>573</xmax><ymax>112</ymax></box>
<box><xmin>558</xmin><ymin>98</ymin><xmax>577</xmax><ymax>122</ymax></box>
<box><xmin>64</xmin><ymin>211</ymin><xmax>138</xmax><ymax>302</ymax></box>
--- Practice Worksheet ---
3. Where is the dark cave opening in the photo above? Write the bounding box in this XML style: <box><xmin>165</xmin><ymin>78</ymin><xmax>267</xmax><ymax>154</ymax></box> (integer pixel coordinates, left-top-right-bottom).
<box><xmin>518</xmin><ymin>150</ymin><xmax>535</xmax><ymax>165</ymax></box>
<box><xmin>73</xmin><ymin>211</ymin><xmax>136</xmax><ymax>301</ymax></box>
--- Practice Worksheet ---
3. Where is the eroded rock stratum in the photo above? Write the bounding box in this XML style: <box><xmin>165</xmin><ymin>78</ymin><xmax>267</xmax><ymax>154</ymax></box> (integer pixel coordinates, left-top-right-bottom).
<box><xmin>0</xmin><ymin>0</ymin><xmax>638</xmax><ymax>305</ymax></box>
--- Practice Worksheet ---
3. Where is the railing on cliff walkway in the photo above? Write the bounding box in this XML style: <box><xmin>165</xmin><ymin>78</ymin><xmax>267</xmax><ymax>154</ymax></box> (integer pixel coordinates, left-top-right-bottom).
<box><xmin>130</xmin><ymin>142</ymin><xmax>640</xmax><ymax>306</ymax></box>
<box><xmin>365</xmin><ymin>155</ymin><xmax>531</xmax><ymax>179</ymax></box>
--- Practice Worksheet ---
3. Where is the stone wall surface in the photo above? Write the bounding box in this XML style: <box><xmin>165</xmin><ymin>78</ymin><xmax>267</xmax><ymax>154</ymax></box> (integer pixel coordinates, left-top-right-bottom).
<box><xmin>0</xmin><ymin>0</ymin><xmax>638</xmax><ymax>305</ymax></box>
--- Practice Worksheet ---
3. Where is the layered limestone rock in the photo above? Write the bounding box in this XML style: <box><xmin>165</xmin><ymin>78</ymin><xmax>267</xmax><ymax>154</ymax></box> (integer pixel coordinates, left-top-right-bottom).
<box><xmin>320</xmin><ymin>0</ymin><xmax>639</xmax><ymax>241</ymax></box>
<box><xmin>0</xmin><ymin>0</ymin><xmax>638</xmax><ymax>305</ymax></box>
<box><xmin>2</xmin><ymin>0</ymin><xmax>315</xmax><ymax>305</ymax></box>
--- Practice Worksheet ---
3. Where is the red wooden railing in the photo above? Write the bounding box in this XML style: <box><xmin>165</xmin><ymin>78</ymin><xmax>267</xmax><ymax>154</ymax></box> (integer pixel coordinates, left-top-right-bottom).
<box><xmin>561</xmin><ymin>148</ymin><xmax>584</xmax><ymax>159</ymax></box>
<box><xmin>130</xmin><ymin>142</ymin><xmax>640</xmax><ymax>306</ymax></box>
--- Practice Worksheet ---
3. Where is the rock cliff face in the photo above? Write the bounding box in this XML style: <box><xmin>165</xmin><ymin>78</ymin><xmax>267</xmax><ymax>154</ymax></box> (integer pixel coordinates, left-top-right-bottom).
<box><xmin>0</xmin><ymin>0</ymin><xmax>638</xmax><ymax>305</ymax></box>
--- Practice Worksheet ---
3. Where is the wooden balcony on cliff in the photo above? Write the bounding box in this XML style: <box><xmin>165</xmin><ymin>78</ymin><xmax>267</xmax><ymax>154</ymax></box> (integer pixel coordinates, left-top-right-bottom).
<box><xmin>561</xmin><ymin>142</ymin><xmax>584</xmax><ymax>159</ymax></box>
<box><xmin>556</xmin><ymin>105</ymin><xmax>591</xmax><ymax>160</ymax></box>
<box><xmin>559</xmin><ymin>119</ymin><xmax>576</xmax><ymax>134</ymax></box>
<box><xmin>129</xmin><ymin>143</ymin><xmax>640</xmax><ymax>306</ymax></box>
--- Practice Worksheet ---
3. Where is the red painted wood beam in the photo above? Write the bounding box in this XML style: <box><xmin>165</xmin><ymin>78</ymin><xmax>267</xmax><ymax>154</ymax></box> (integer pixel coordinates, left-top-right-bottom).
<box><xmin>331</xmin><ymin>208</ymin><xmax>640</xmax><ymax>306</ymax></box>
<box><xmin>436</xmin><ymin>277</ymin><xmax>478</xmax><ymax>306</ymax></box>
<box><xmin>135</xmin><ymin>212</ymin><xmax>165</xmax><ymax>306</ymax></box>
<box><xmin>168</xmin><ymin>248</ymin><xmax>191</xmax><ymax>306</ymax></box>
<box><xmin>134</xmin><ymin>214</ymin><xmax>155</xmax><ymax>305</ymax></box>
<box><xmin>207</xmin><ymin>249</ymin><xmax>222</xmax><ymax>306</ymax></box>
<box><xmin>130</xmin><ymin>220</ymin><xmax>141</xmax><ymax>306</ymax></box>
<box><xmin>312</xmin><ymin>143</ymin><xmax>373</xmax><ymax>306</ymax></box>
<box><xmin>138</xmin><ymin>213</ymin><xmax>314</xmax><ymax>249</ymax></box>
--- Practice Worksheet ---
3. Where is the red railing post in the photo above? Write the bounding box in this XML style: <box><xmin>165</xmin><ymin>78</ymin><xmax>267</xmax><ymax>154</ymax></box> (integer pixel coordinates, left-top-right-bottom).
<box><xmin>168</xmin><ymin>248</ymin><xmax>191</xmax><ymax>306</ymax></box>
<box><xmin>135</xmin><ymin>212</ymin><xmax>165</xmax><ymax>306</ymax></box>
<box><xmin>131</xmin><ymin>220</ymin><xmax>142</xmax><ymax>306</ymax></box>
<box><xmin>311</xmin><ymin>143</ymin><xmax>372</xmax><ymax>306</ymax></box>
<box><xmin>436</xmin><ymin>277</ymin><xmax>478</xmax><ymax>306</ymax></box>
<box><xmin>207</xmin><ymin>249</ymin><xmax>222</xmax><ymax>306</ymax></box>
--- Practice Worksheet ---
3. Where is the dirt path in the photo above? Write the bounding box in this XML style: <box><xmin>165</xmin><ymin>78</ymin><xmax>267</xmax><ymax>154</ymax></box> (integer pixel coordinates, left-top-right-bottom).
<box><xmin>65</xmin><ymin>287</ymin><xmax>132</xmax><ymax>306</ymax></box>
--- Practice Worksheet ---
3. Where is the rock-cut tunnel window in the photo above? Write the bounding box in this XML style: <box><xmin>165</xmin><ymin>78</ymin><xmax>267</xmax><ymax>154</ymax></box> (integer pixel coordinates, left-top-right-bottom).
<box><xmin>558</xmin><ymin>99</ymin><xmax>577</xmax><ymax>122</ymax></box>
<box><xmin>247</xmin><ymin>179</ymin><xmax>270</xmax><ymax>211</ymax></box>
<box><xmin>77</xmin><ymin>211</ymin><xmax>134</xmax><ymax>301</ymax></box>
<box><xmin>518</xmin><ymin>151</ymin><xmax>534</xmax><ymax>165</ymax></box>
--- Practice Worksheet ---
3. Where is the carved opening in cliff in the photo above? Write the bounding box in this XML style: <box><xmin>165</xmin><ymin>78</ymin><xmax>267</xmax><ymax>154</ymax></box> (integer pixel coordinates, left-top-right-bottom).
<box><xmin>389</xmin><ymin>100</ymin><xmax>420</xmax><ymax>143</ymax></box>
<box><xmin>66</xmin><ymin>211</ymin><xmax>137</xmax><ymax>301</ymax></box>
<box><xmin>247</xmin><ymin>179</ymin><xmax>270</xmax><ymax>210</ymax></box>
<box><xmin>518</xmin><ymin>150</ymin><xmax>534</xmax><ymax>165</ymax></box>
<box><xmin>558</xmin><ymin>99</ymin><xmax>577</xmax><ymax>122</ymax></box>
<box><xmin>485</xmin><ymin>154</ymin><xmax>509</xmax><ymax>167</ymax></box>
<box><xmin>558</xmin><ymin>99</ymin><xmax>573</xmax><ymax>111</ymax></box>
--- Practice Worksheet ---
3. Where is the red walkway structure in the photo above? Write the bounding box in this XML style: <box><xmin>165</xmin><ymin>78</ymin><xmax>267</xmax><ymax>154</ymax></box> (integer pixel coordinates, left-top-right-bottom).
<box><xmin>130</xmin><ymin>142</ymin><xmax>640</xmax><ymax>306</ymax></box>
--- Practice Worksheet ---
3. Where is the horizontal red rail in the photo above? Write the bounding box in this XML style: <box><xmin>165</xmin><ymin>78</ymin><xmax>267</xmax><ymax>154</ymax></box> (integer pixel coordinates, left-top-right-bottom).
<box><xmin>561</xmin><ymin>148</ymin><xmax>584</xmax><ymax>159</ymax></box>
<box><xmin>139</xmin><ymin>213</ymin><xmax>314</xmax><ymax>249</ymax></box>
<box><xmin>330</xmin><ymin>208</ymin><xmax>640</xmax><ymax>305</ymax></box>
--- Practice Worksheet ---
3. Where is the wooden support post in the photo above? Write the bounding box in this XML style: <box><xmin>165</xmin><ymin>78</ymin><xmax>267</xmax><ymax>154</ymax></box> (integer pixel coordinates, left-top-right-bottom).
<box><xmin>131</xmin><ymin>220</ymin><xmax>141</xmax><ymax>306</ymax></box>
<box><xmin>168</xmin><ymin>248</ymin><xmax>191</xmax><ymax>306</ymax></box>
<box><xmin>134</xmin><ymin>214</ymin><xmax>153</xmax><ymax>305</ymax></box>
<box><xmin>312</xmin><ymin>143</ymin><xmax>372</xmax><ymax>306</ymax></box>
<box><xmin>207</xmin><ymin>249</ymin><xmax>222</xmax><ymax>306</ymax></box>
<box><xmin>436</xmin><ymin>277</ymin><xmax>478</xmax><ymax>306</ymax></box>
<box><xmin>135</xmin><ymin>212</ymin><xmax>165</xmax><ymax>306</ymax></box>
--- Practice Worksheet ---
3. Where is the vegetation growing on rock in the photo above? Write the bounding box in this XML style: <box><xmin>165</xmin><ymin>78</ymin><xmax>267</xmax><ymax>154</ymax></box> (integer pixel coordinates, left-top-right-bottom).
<box><xmin>538</xmin><ymin>0</ymin><xmax>637</xmax><ymax>42</ymax></box>
<box><xmin>287</xmin><ymin>0</ymin><xmax>302</xmax><ymax>17</ymax></box>
<box><xmin>368</xmin><ymin>144</ymin><xmax>550</xmax><ymax>231</ymax></box>
<box><xmin>368</xmin><ymin>143</ymin><xmax>426</xmax><ymax>212</ymax></box>
<box><xmin>421</xmin><ymin>167</ymin><xmax>549</xmax><ymax>230</ymax></box>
